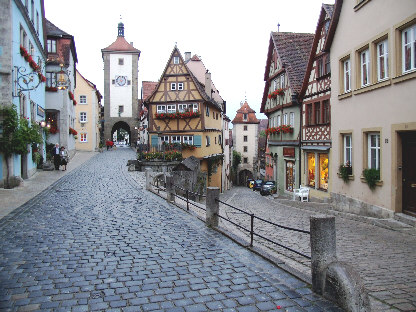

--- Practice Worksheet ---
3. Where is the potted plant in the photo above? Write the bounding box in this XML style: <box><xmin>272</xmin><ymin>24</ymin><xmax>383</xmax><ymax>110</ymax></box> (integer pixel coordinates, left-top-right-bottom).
<box><xmin>362</xmin><ymin>168</ymin><xmax>380</xmax><ymax>190</ymax></box>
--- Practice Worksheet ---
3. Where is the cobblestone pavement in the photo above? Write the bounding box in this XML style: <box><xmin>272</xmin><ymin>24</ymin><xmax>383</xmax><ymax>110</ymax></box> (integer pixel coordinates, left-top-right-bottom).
<box><xmin>214</xmin><ymin>187</ymin><xmax>416</xmax><ymax>312</ymax></box>
<box><xmin>0</xmin><ymin>149</ymin><xmax>342</xmax><ymax>312</ymax></box>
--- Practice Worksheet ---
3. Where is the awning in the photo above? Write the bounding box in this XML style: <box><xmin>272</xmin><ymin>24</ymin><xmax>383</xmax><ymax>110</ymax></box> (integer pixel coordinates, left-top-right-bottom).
<box><xmin>301</xmin><ymin>146</ymin><xmax>330</xmax><ymax>151</ymax></box>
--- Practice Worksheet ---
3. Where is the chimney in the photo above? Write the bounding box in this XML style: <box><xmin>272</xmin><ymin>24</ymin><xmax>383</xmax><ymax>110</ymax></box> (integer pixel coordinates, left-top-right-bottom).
<box><xmin>185</xmin><ymin>52</ymin><xmax>191</xmax><ymax>62</ymax></box>
<box><xmin>205</xmin><ymin>70</ymin><xmax>212</xmax><ymax>98</ymax></box>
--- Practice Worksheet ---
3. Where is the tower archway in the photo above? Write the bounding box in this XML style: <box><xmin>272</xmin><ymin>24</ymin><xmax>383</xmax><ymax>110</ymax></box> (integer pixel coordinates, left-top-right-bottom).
<box><xmin>111</xmin><ymin>121</ymin><xmax>131</xmax><ymax>145</ymax></box>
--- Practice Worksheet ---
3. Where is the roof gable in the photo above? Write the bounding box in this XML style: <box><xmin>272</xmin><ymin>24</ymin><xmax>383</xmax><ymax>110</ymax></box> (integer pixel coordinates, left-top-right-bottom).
<box><xmin>101</xmin><ymin>36</ymin><xmax>140</xmax><ymax>54</ymax></box>
<box><xmin>232</xmin><ymin>101</ymin><xmax>259</xmax><ymax>124</ymax></box>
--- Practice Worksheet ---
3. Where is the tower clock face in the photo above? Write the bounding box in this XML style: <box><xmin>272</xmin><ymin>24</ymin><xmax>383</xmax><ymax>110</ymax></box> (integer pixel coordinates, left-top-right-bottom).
<box><xmin>115</xmin><ymin>75</ymin><xmax>127</xmax><ymax>86</ymax></box>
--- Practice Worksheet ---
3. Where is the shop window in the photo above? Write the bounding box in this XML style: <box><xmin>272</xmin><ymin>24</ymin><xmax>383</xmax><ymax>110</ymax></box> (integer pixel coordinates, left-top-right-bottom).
<box><xmin>307</xmin><ymin>153</ymin><xmax>315</xmax><ymax>188</ymax></box>
<box><xmin>319</xmin><ymin>154</ymin><xmax>329</xmax><ymax>190</ymax></box>
<box><xmin>286</xmin><ymin>161</ymin><xmax>295</xmax><ymax>192</ymax></box>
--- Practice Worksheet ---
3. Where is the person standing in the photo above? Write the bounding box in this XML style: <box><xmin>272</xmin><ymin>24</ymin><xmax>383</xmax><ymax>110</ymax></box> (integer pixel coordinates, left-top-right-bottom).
<box><xmin>51</xmin><ymin>143</ymin><xmax>60</xmax><ymax>170</ymax></box>
<box><xmin>60</xmin><ymin>146</ymin><xmax>69</xmax><ymax>171</ymax></box>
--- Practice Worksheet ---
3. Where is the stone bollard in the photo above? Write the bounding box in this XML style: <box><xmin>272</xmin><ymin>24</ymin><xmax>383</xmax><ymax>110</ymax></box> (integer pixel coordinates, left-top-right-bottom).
<box><xmin>145</xmin><ymin>168</ymin><xmax>152</xmax><ymax>191</ymax></box>
<box><xmin>206</xmin><ymin>187</ymin><xmax>220</xmax><ymax>228</ymax></box>
<box><xmin>166</xmin><ymin>174</ymin><xmax>175</xmax><ymax>203</ymax></box>
<box><xmin>310</xmin><ymin>215</ymin><xmax>337</xmax><ymax>295</ymax></box>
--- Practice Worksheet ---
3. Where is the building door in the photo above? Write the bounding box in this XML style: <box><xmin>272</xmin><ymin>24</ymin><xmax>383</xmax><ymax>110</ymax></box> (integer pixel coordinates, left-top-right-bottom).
<box><xmin>286</xmin><ymin>160</ymin><xmax>295</xmax><ymax>192</ymax></box>
<box><xmin>403</xmin><ymin>132</ymin><xmax>416</xmax><ymax>216</ymax></box>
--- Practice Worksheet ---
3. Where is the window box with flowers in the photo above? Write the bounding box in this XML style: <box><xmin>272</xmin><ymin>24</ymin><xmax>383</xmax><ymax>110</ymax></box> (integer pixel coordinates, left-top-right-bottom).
<box><xmin>69</xmin><ymin>127</ymin><xmax>77</xmax><ymax>136</ymax></box>
<box><xmin>267</xmin><ymin>88</ymin><xmax>285</xmax><ymax>99</ymax></box>
<box><xmin>338</xmin><ymin>162</ymin><xmax>353</xmax><ymax>183</ymax></box>
<box><xmin>155</xmin><ymin>111</ymin><xmax>201</xmax><ymax>120</ymax></box>
<box><xmin>265</xmin><ymin>125</ymin><xmax>293</xmax><ymax>136</ymax></box>
<box><xmin>46</xmin><ymin>86</ymin><xmax>58</xmax><ymax>92</ymax></box>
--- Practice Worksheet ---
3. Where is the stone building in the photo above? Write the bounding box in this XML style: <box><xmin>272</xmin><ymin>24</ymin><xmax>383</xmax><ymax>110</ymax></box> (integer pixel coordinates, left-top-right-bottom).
<box><xmin>101</xmin><ymin>21</ymin><xmax>140</xmax><ymax>145</ymax></box>
<box><xmin>232</xmin><ymin>101</ymin><xmax>260</xmax><ymax>185</ymax></box>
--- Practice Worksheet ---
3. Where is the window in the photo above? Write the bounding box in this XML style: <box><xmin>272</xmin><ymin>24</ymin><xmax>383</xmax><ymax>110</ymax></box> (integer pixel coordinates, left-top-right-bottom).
<box><xmin>306</xmin><ymin>104</ymin><xmax>312</xmax><ymax>126</ymax></box>
<box><xmin>277</xmin><ymin>115</ymin><xmax>281</xmax><ymax>127</ymax></box>
<box><xmin>368</xmin><ymin>133</ymin><xmax>380</xmax><ymax>169</ymax></box>
<box><xmin>178</xmin><ymin>83</ymin><xmax>184</xmax><ymax>90</ymax></box>
<box><xmin>171</xmin><ymin>135</ymin><xmax>181</xmax><ymax>143</ymax></box>
<box><xmin>25</xmin><ymin>0</ymin><xmax>28</xmax><ymax>10</ymax></box>
<box><xmin>118</xmin><ymin>106</ymin><xmax>124</xmax><ymax>113</ymax></box>
<box><xmin>243</xmin><ymin>157</ymin><xmax>248</xmax><ymax>164</ymax></box>
<box><xmin>36</xmin><ymin>11</ymin><xmax>39</xmax><ymax>34</ymax></box>
<box><xmin>377</xmin><ymin>40</ymin><xmax>388</xmax><ymax>81</ymax></box>
<box><xmin>173</xmin><ymin>56</ymin><xmax>179</xmax><ymax>64</ymax></box>
<box><xmin>192</xmin><ymin>103</ymin><xmax>199</xmax><ymax>112</ymax></box>
<box><xmin>244</xmin><ymin>125</ymin><xmax>247</xmax><ymax>131</ymax></box>
<box><xmin>157</xmin><ymin>105</ymin><xmax>166</xmax><ymax>113</ymax></box>
<box><xmin>360</xmin><ymin>49</ymin><xmax>370</xmax><ymax>87</ymax></box>
<box><xmin>206</xmin><ymin>136</ymin><xmax>210</xmax><ymax>147</ymax></box>
<box><xmin>80</xmin><ymin>133</ymin><xmax>87</xmax><ymax>142</ymax></box>
<box><xmin>216</xmin><ymin>113</ymin><xmax>218</xmax><ymax>120</ymax></box>
<box><xmin>273</xmin><ymin>79</ymin><xmax>278</xmax><ymax>90</ymax></box>
<box><xmin>79</xmin><ymin>95</ymin><xmax>87</xmax><ymax>104</ymax></box>
<box><xmin>79</xmin><ymin>112</ymin><xmax>87</xmax><ymax>123</ymax></box>
<box><xmin>319</xmin><ymin>154</ymin><xmax>329</xmax><ymax>190</ymax></box>
<box><xmin>47</xmin><ymin>39</ymin><xmax>56</xmax><ymax>53</ymax></box>
<box><xmin>283</xmin><ymin>113</ymin><xmax>288</xmax><ymax>125</ymax></box>
<box><xmin>243</xmin><ymin>113</ymin><xmax>248</xmax><ymax>121</ymax></box>
<box><xmin>323</xmin><ymin>100</ymin><xmax>330</xmax><ymax>124</ymax></box>
<box><xmin>243</xmin><ymin>135</ymin><xmax>248</xmax><ymax>142</ymax></box>
<box><xmin>325</xmin><ymin>55</ymin><xmax>331</xmax><ymax>75</ymax></box>
<box><xmin>178</xmin><ymin>104</ymin><xmax>188</xmax><ymax>112</ymax></box>
<box><xmin>315</xmin><ymin>102</ymin><xmax>320</xmax><ymax>124</ymax></box>
<box><xmin>244</xmin><ymin>146</ymin><xmax>248</xmax><ymax>152</ymax></box>
<box><xmin>20</xmin><ymin>26</ymin><xmax>27</xmax><ymax>49</ymax></box>
<box><xmin>29</xmin><ymin>41</ymin><xmax>34</xmax><ymax>56</ymax></box>
<box><xmin>183</xmin><ymin>136</ymin><xmax>193</xmax><ymax>145</ymax></box>
<box><xmin>167</xmin><ymin>105</ymin><xmax>176</xmax><ymax>113</ymax></box>
<box><xmin>46</xmin><ymin>72</ymin><xmax>55</xmax><ymax>87</ymax></box>
<box><xmin>307</xmin><ymin>153</ymin><xmax>315</xmax><ymax>187</ymax></box>
<box><xmin>289</xmin><ymin>112</ymin><xmax>294</xmax><ymax>127</ymax></box>
<box><xmin>160</xmin><ymin>136</ymin><xmax>169</xmax><ymax>143</ymax></box>
<box><xmin>215</xmin><ymin>137</ymin><xmax>217</xmax><ymax>144</ymax></box>
<box><xmin>118</xmin><ymin>58</ymin><xmax>124</xmax><ymax>65</ymax></box>
<box><xmin>280</xmin><ymin>73</ymin><xmax>285</xmax><ymax>88</ymax></box>
<box><xmin>206</xmin><ymin>106</ymin><xmax>209</xmax><ymax>117</ymax></box>
<box><xmin>170</xmin><ymin>83</ymin><xmax>176</xmax><ymax>91</ymax></box>
<box><xmin>317</xmin><ymin>58</ymin><xmax>324</xmax><ymax>78</ymax></box>
<box><xmin>402</xmin><ymin>24</ymin><xmax>416</xmax><ymax>73</ymax></box>
<box><xmin>30</xmin><ymin>0</ymin><xmax>34</xmax><ymax>22</ymax></box>
<box><xmin>344</xmin><ymin>134</ymin><xmax>352</xmax><ymax>167</ymax></box>
<box><xmin>343</xmin><ymin>58</ymin><xmax>351</xmax><ymax>93</ymax></box>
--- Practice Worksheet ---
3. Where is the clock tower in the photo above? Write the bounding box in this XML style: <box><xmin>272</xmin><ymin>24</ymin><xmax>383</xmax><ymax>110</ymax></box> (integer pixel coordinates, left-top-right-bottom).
<box><xmin>101</xmin><ymin>21</ymin><xmax>141</xmax><ymax>145</ymax></box>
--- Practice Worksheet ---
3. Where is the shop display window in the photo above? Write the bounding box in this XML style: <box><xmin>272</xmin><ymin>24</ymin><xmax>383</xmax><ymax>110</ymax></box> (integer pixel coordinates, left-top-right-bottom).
<box><xmin>319</xmin><ymin>154</ymin><xmax>329</xmax><ymax>190</ymax></box>
<box><xmin>307</xmin><ymin>153</ymin><xmax>315</xmax><ymax>187</ymax></box>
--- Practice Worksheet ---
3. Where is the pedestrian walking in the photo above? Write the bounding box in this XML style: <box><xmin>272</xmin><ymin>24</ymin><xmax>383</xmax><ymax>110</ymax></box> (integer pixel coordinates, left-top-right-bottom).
<box><xmin>60</xmin><ymin>146</ymin><xmax>69</xmax><ymax>171</ymax></box>
<box><xmin>51</xmin><ymin>143</ymin><xmax>60</xmax><ymax>170</ymax></box>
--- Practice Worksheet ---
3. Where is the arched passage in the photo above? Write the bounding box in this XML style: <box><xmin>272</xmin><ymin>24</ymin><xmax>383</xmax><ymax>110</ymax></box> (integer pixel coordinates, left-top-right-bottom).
<box><xmin>238</xmin><ymin>169</ymin><xmax>253</xmax><ymax>186</ymax></box>
<box><xmin>111</xmin><ymin>121</ymin><xmax>131</xmax><ymax>145</ymax></box>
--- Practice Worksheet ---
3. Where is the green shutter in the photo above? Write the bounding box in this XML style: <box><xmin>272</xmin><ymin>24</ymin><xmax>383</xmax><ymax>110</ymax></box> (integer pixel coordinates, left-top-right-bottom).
<box><xmin>194</xmin><ymin>135</ymin><xmax>201</xmax><ymax>147</ymax></box>
<box><xmin>151</xmin><ymin>135</ymin><xmax>158</xmax><ymax>147</ymax></box>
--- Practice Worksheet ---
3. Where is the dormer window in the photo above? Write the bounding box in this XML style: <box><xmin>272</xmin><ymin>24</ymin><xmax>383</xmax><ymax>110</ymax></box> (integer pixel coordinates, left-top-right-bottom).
<box><xmin>173</xmin><ymin>56</ymin><xmax>179</xmax><ymax>64</ymax></box>
<box><xmin>243</xmin><ymin>113</ymin><xmax>248</xmax><ymax>121</ymax></box>
<box><xmin>47</xmin><ymin>39</ymin><xmax>56</xmax><ymax>53</ymax></box>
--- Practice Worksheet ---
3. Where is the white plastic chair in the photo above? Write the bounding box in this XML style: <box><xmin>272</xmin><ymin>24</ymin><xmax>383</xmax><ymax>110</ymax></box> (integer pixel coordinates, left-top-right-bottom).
<box><xmin>293</xmin><ymin>185</ymin><xmax>309</xmax><ymax>202</ymax></box>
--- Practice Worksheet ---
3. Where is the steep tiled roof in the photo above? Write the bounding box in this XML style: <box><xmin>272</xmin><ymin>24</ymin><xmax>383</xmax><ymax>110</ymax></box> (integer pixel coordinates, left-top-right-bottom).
<box><xmin>102</xmin><ymin>36</ymin><xmax>140</xmax><ymax>53</ymax></box>
<box><xmin>259</xmin><ymin>119</ymin><xmax>268</xmax><ymax>131</ymax></box>
<box><xmin>45</xmin><ymin>19</ymin><xmax>70</xmax><ymax>37</ymax></box>
<box><xmin>142</xmin><ymin>81</ymin><xmax>158</xmax><ymax>101</ymax></box>
<box><xmin>323</xmin><ymin>3</ymin><xmax>334</xmax><ymax>18</ymax></box>
<box><xmin>271</xmin><ymin>32</ymin><xmax>314</xmax><ymax>93</ymax></box>
<box><xmin>232</xmin><ymin>101</ymin><xmax>259</xmax><ymax>124</ymax></box>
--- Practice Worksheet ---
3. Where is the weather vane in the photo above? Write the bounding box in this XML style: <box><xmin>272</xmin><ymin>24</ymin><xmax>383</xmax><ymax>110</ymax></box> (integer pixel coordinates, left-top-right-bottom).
<box><xmin>278</xmin><ymin>23</ymin><xmax>280</xmax><ymax>32</ymax></box>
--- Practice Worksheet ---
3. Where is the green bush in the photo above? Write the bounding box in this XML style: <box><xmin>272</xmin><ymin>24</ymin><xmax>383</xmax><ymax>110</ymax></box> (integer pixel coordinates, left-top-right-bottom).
<box><xmin>363</xmin><ymin>168</ymin><xmax>380</xmax><ymax>190</ymax></box>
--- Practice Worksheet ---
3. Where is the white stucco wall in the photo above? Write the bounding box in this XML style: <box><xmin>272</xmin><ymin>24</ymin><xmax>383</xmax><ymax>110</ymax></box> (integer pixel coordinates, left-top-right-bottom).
<box><xmin>109</xmin><ymin>53</ymin><xmax>132</xmax><ymax>118</ymax></box>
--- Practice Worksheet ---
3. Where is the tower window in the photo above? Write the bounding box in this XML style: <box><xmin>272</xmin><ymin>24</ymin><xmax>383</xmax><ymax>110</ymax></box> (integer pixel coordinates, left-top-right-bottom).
<box><xmin>118</xmin><ymin>58</ymin><xmax>124</xmax><ymax>65</ymax></box>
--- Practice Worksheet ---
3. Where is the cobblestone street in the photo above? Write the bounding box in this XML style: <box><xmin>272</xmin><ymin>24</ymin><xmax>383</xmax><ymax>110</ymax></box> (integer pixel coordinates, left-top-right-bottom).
<box><xmin>0</xmin><ymin>149</ymin><xmax>341</xmax><ymax>312</ymax></box>
<box><xmin>216</xmin><ymin>187</ymin><xmax>416</xmax><ymax>312</ymax></box>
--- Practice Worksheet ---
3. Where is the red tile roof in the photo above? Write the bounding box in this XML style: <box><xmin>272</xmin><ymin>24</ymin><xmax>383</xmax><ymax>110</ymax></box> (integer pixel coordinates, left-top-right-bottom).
<box><xmin>232</xmin><ymin>101</ymin><xmax>260</xmax><ymax>124</ymax></box>
<box><xmin>102</xmin><ymin>36</ymin><xmax>140</xmax><ymax>53</ymax></box>
<box><xmin>142</xmin><ymin>81</ymin><xmax>158</xmax><ymax>101</ymax></box>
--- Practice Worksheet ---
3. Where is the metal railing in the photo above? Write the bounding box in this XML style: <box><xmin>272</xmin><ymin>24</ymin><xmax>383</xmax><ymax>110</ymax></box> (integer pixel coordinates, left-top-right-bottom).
<box><xmin>172</xmin><ymin>184</ymin><xmax>206</xmax><ymax>212</ymax></box>
<box><xmin>215</xmin><ymin>198</ymin><xmax>311</xmax><ymax>260</ymax></box>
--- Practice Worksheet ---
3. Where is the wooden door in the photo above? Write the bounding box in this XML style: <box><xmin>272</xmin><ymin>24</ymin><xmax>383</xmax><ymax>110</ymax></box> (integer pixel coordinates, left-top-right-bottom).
<box><xmin>403</xmin><ymin>132</ymin><xmax>416</xmax><ymax>216</ymax></box>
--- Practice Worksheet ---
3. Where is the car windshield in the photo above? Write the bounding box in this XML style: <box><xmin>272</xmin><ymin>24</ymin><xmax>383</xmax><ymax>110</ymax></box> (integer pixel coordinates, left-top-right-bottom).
<box><xmin>265</xmin><ymin>182</ymin><xmax>275</xmax><ymax>185</ymax></box>
<box><xmin>255</xmin><ymin>180</ymin><xmax>263</xmax><ymax>183</ymax></box>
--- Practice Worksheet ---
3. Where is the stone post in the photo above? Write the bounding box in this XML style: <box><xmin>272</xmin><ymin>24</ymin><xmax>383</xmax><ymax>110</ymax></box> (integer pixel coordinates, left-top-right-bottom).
<box><xmin>206</xmin><ymin>187</ymin><xmax>220</xmax><ymax>228</ymax></box>
<box><xmin>166</xmin><ymin>174</ymin><xmax>175</xmax><ymax>203</ymax></box>
<box><xmin>310</xmin><ymin>215</ymin><xmax>337</xmax><ymax>295</ymax></box>
<box><xmin>145</xmin><ymin>168</ymin><xmax>152</xmax><ymax>191</ymax></box>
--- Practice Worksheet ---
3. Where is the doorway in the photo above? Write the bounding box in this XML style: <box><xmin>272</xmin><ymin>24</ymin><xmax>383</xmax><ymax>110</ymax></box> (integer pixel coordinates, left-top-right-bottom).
<box><xmin>402</xmin><ymin>131</ymin><xmax>416</xmax><ymax>216</ymax></box>
<box><xmin>286</xmin><ymin>160</ymin><xmax>295</xmax><ymax>192</ymax></box>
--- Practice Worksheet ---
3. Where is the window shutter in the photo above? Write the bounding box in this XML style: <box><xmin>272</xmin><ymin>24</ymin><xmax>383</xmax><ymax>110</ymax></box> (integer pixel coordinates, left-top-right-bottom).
<box><xmin>151</xmin><ymin>135</ymin><xmax>158</xmax><ymax>147</ymax></box>
<box><xmin>194</xmin><ymin>135</ymin><xmax>202</xmax><ymax>147</ymax></box>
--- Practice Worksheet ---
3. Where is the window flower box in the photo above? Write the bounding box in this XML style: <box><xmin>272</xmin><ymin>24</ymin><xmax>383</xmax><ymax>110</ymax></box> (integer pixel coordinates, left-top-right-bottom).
<box><xmin>265</xmin><ymin>125</ymin><xmax>293</xmax><ymax>136</ymax></box>
<box><xmin>267</xmin><ymin>88</ymin><xmax>285</xmax><ymax>99</ymax></box>
<box><xmin>155</xmin><ymin>111</ymin><xmax>200</xmax><ymax>120</ymax></box>
<box><xmin>46</xmin><ymin>86</ymin><xmax>58</xmax><ymax>92</ymax></box>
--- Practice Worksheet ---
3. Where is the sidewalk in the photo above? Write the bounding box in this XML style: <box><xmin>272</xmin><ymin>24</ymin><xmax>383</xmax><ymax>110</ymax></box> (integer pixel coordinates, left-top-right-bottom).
<box><xmin>0</xmin><ymin>151</ymin><xmax>98</xmax><ymax>219</ymax></box>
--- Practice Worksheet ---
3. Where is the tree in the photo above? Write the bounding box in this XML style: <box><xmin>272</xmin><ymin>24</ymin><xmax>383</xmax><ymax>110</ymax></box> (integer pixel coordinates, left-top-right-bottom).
<box><xmin>0</xmin><ymin>105</ymin><xmax>43</xmax><ymax>188</ymax></box>
<box><xmin>231</xmin><ymin>150</ymin><xmax>242</xmax><ymax>184</ymax></box>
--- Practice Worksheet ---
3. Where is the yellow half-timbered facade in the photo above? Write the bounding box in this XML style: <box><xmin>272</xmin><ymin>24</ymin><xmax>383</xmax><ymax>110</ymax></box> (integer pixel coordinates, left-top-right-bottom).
<box><xmin>146</xmin><ymin>47</ymin><xmax>225</xmax><ymax>189</ymax></box>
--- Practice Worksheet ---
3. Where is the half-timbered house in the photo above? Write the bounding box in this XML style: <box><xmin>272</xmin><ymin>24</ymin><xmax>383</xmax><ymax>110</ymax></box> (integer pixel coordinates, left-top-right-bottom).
<box><xmin>260</xmin><ymin>32</ymin><xmax>314</xmax><ymax>195</ymax></box>
<box><xmin>145</xmin><ymin>47</ymin><xmax>225</xmax><ymax>189</ymax></box>
<box><xmin>299</xmin><ymin>4</ymin><xmax>334</xmax><ymax>200</ymax></box>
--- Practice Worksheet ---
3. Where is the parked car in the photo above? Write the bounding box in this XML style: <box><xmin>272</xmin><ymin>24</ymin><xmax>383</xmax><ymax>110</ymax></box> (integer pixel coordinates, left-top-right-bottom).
<box><xmin>260</xmin><ymin>181</ymin><xmax>277</xmax><ymax>196</ymax></box>
<box><xmin>253</xmin><ymin>179</ymin><xmax>264</xmax><ymax>191</ymax></box>
<box><xmin>247</xmin><ymin>178</ymin><xmax>254</xmax><ymax>188</ymax></box>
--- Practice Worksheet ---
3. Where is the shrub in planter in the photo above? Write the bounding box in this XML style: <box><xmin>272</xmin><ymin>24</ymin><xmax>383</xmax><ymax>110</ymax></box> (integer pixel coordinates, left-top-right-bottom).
<box><xmin>339</xmin><ymin>165</ymin><xmax>352</xmax><ymax>183</ymax></box>
<box><xmin>363</xmin><ymin>168</ymin><xmax>380</xmax><ymax>190</ymax></box>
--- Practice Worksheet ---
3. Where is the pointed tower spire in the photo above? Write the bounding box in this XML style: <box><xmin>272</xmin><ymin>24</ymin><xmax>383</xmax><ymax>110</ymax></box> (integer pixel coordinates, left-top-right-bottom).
<box><xmin>118</xmin><ymin>16</ymin><xmax>124</xmax><ymax>37</ymax></box>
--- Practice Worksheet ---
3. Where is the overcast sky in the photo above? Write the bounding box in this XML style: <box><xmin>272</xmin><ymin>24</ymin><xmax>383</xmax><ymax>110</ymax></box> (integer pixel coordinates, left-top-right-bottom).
<box><xmin>44</xmin><ymin>0</ymin><xmax>334</xmax><ymax>123</ymax></box>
